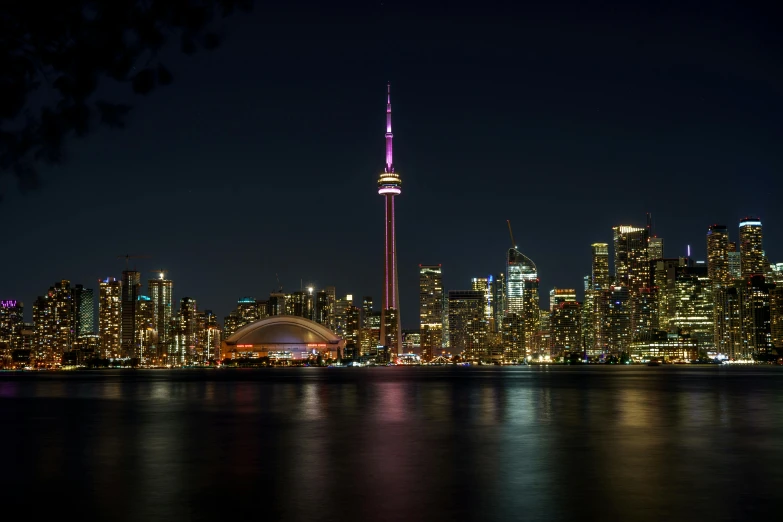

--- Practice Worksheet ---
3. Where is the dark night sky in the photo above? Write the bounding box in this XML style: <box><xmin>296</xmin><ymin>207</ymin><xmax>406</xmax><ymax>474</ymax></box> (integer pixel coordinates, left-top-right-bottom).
<box><xmin>1</xmin><ymin>2</ymin><xmax>782</xmax><ymax>328</ymax></box>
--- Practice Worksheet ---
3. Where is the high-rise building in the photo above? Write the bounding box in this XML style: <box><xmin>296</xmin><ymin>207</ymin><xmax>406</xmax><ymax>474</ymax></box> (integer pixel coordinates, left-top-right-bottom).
<box><xmin>267</xmin><ymin>293</ymin><xmax>286</xmax><ymax>316</ymax></box>
<box><xmin>72</xmin><ymin>285</ymin><xmax>94</xmax><ymax>337</ymax></box>
<box><xmin>651</xmin><ymin>257</ymin><xmax>689</xmax><ymax>332</ymax></box>
<box><xmin>582</xmin><ymin>275</ymin><xmax>595</xmax><ymax>356</ymax></box>
<box><xmin>360</xmin><ymin>310</ymin><xmax>382</xmax><ymax>356</ymax></box>
<box><xmin>600</xmin><ymin>286</ymin><xmax>631</xmax><ymax>354</ymax></box>
<box><xmin>707</xmin><ymin>225</ymin><xmax>731</xmax><ymax>286</ymax></box>
<box><xmin>551</xmin><ymin>301</ymin><xmax>581</xmax><ymax>357</ymax></box>
<box><xmin>591</xmin><ymin>243</ymin><xmax>611</xmax><ymax>291</ymax></box>
<box><xmin>33</xmin><ymin>280</ymin><xmax>75</xmax><ymax>363</ymax></box>
<box><xmin>324</xmin><ymin>286</ymin><xmax>336</xmax><ymax>329</ymax></box>
<box><xmin>493</xmin><ymin>273</ymin><xmax>506</xmax><ymax>330</ymax></box>
<box><xmin>362</xmin><ymin>296</ymin><xmax>373</xmax><ymax>327</ymax></box>
<box><xmin>770</xmin><ymin>285</ymin><xmax>783</xmax><ymax>350</ymax></box>
<box><xmin>315</xmin><ymin>291</ymin><xmax>331</xmax><ymax>326</ymax></box>
<box><xmin>549</xmin><ymin>288</ymin><xmax>576</xmax><ymax>311</ymax></box>
<box><xmin>148</xmin><ymin>273</ymin><xmax>173</xmax><ymax>347</ymax></box>
<box><xmin>715</xmin><ymin>285</ymin><xmax>743</xmax><ymax>358</ymax></box>
<box><xmin>506</xmin><ymin>247</ymin><xmax>539</xmax><ymax>355</ymax></box>
<box><xmin>612</xmin><ymin>225</ymin><xmax>649</xmax><ymax>291</ymax></box>
<box><xmin>649</xmin><ymin>237</ymin><xmax>664</xmax><ymax>261</ymax></box>
<box><xmin>728</xmin><ymin>242</ymin><xmax>741</xmax><ymax>280</ymax></box>
<box><xmin>135</xmin><ymin>295</ymin><xmax>156</xmax><ymax>364</ymax></box>
<box><xmin>0</xmin><ymin>300</ymin><xmax>24</xmax><ymax>356</ymax></box>
<box><xmin>471</xmin><ymin>276</ymin><xmax>496</xmax><ymax>321</ymax></box>
<box><xmin>588</xmin><ymin>243</ymin><xmax>612</xmax><ymax>356</ymax></box>
<box><xmin>286</xmin><ymin>291</ymin><xmax>308</xmax><ymax>317</ymax></box>
<box><xmin>707</xmin><ymin>225</ymin><xmax>732</xmax><ymax>353</ymax></box>
<box><xmin>121</xmin><ymin>270</ymin><xmax>141</xmax><ymax>359</ymax></box>
<box><xmin>343</xmin><ymin>305</ymin><xmax>361</xmax><ymax>359</ymax></box>
<box><xmin>333</xmin><ymin>295</ymin><xmax>354</xmax><ymax>340</ymax></box>
<box><xmin>448</xmin><ymin>290</ymin><xmax>487</xmax><ymax>362</ymax></box>
<box><xmin>98</xmin><ymin>277</ymin><xmax>122</xmax><ymax>358</ymax></box>
<box><xmin>377</xmin><ymin>83</ymin><xmax>403</xmax><ymax>354</ymax></box>
<box><xmin>740</xmin><ymin>275</ymin><xmax>774</xmax><ymax>358</ymax></box>
<box><xmin>419</xmin><ymin>265</ymin><xmax>443</xmax><ymax>361</ymax></box>
<box><xmin>671</xmin><ymin>265</ymin><xmax>714</xmax><ymax>351</ymax></box>
<box><xmin>200</xmin><ymin>310</ymin><xmax>221</xmax><ymax>362</ymax></box>
<box><xmin>739</xmin><ymin>218</ymin><xmax>765</xmax><ymax>277</ymax></box>
<box><xmin>173</xmin><ymin>297</ymin><xmax>198</xmax><ymax>364</ymax></box>
<box><xmin>502</xmin><ymin>313</ymin><xmax>523</xmax><ymax>362</ymax></box>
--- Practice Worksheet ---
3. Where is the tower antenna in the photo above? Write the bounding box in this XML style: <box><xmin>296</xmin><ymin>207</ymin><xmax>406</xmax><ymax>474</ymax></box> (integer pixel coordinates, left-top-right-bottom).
<box><xmin>507</xmin><ymin>220</ymin><xmax>516</xmax><ymax>249</ymax></box>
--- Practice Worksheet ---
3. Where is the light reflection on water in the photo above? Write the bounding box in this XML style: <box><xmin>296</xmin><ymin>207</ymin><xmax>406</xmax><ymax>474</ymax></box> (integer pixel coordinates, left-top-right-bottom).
<box><xmin>1</xmin><ymin>366</ymin><xmax>782</xmax><ymax>522</ymax></box>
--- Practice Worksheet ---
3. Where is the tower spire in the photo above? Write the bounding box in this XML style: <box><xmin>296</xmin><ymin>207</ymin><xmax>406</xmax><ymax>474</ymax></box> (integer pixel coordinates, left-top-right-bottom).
<box><xmin>385</xmin><ymin>81</ymin><xmax>393</xmax><ymax>172</ymax></box>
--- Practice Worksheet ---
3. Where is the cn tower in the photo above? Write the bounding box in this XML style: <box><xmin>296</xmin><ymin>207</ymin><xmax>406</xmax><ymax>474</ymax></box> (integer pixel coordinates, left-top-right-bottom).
<box><xmin>378</xmin><ymin>82</ymin><xmax>402</xmax><ymax>354</ymax></box>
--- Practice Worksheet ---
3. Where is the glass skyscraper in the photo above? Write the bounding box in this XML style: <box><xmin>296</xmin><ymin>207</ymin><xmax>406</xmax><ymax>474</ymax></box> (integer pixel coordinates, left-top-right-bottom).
<box><xmin>419</xmin><ymin>264</ymin><xmax>443</xmax><ymax>361</ymax></box>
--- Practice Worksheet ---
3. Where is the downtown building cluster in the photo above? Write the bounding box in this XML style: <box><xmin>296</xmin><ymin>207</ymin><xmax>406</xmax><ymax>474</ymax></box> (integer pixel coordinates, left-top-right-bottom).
<box><xmin>417</xmin><ymin>216</ymin><xmax>783</xmax><ymax>364</ymax></box>
<box><xmin>0</xmin><ymin>271</ymin><xmax>221</xmax><ymax>368</ymax></box>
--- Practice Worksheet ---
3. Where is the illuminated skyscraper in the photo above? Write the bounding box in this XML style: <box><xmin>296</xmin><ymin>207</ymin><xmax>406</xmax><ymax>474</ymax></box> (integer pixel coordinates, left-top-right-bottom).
<box><xmin>0</xmin><ymin>300</ymin><xmax>24</xmax><ymax>354</ymax></box>
<box><xmin>551</xmin><ymin>301</ymin><xmax>581</xmax><ymax>357</ymax></box>
<box><xmin>728</xmin><ymin>244</ymin><xmax>741</xmax><ymax>280</ymax></box>
<box><xmin>739</xmin><ymin>218</ymin><xmax>765</xmax><ymax>276</ymax></box>
<box><xmin>72</xmin><ymin>285</ymin><xmax>94</xmax><ymax>337</ymax></box>
<box><xmin>493</xmin><ymin>273</ymin><xmax>506</xmax><ymax>329</ymax></box>
<box><xmin>600</xmin><ymin>286</ymin><xmax>631</xmax><ymax>354</ymax></box>
<box><xmin>267</xmin><ymin>293</ymin><xmax>286</xmax><ymax>316</ymax></box>
<box><xmin>316</xmin><ymin>291</ymin><xmax>331</xmax><ymax>326</ymax></box>
<box><xmin>506</xmin><ymin>247</ymin><xmax>539</xmax><ymax>354</ymax></box>
<box><xmin>671</xmin><ymin>265</ymin><xmax>714</xmax><ymax>351</ymax></box>
<box><xmin>286</xmin><ymin>291</ymin><xmax>308</xmax><ymax>317</ymax></box>
<box><xmin>419</xmin><ymin>265</ymin><xmax>443</xmax><ymax>361</ymax></box>
<box><xmin>591</xmin><ymin>243</ymin><xmax>610</xmax><ymax>291</ymax></box>
<box><xmin>173</xmin><ymin>297</ymin><xmax>198</xmax><ymax>364</ymax></box>
<box><xmin>707</xmin><ymin>225</ymin><xmax>730</xmax><ymax>286</ymax></box>
<box><xmin>612</xmin><ymin>225</ymin><xmax>649</xmax><ymax>291</ymax></box>
<box><xmin>649</xmin><ymin>237</ymin><xmax>664</xmax><ymax>261</ymax></box>
<box><xmin>323</xmin><ymin>286</ymin><xmax>336</xmax><ymax>329</ymax></box>
<box><xmin>585</xmin><ymin>244</ymin><xmax>611</xmax><ymax>356</ymax></box>
<box><xmin>740</xmin><ymin>275</ymin><xmax>774</xmax><ymax>358</ymax></box>
<box><xmin>148</xmin><ymin>273</ymin><xmax>173</xmax><ymax>347</ymax></box>
<box><xmin>377</xmin><ymin>83</ymin><xmax>403</xmax><ymax>354</ymax></box>
<box><xmin>770</xmin><ymin>285</ymin><xmax>783</xmax><ymax>351</ymax></box>
<box><xmin>202</xmin><ymin>310</ymin><xmax>222</xmax><ymax>362</ymax></box>
<box><xmin>448</xmin><ymin>290</ymin><xmax>487</xmax><ymax>362</ymax></box>
<box><xmin>362</xmin><ymin>296</ymin><xmax>373</xmax><ymax>327</ymax></box>
<box><xmin>549</xmin><ymin>288</ymin><xmax>576</xmax><ymax>311</ymax></box>
<box><xmin>135</xmin><ymin>295</ymin><xmax>156</xmax><ymax>364</ymax></box>
<box><xmin>99</xmin><ymin>277</ymin><xmax>122</xmax><ymax>358</ymax></box>
<box><xmin>33</xmin><ymin>280</ymin><xmax>75</xmax><ymax>363</ymax></box>
<box><xmin>343</xmin><ymin>305</ymin><xmax>361</xmax><ymax>359</ymax></box>
<box><xmin>707</xmin><ymin>225</ymin><xmax>731</xmax><ymax>351</ymax></box>
<box><xmin>471</xmin><ymin>276</ymin><xmax>495</xmax><ymax>320</ymax></box>
<box><xmin>121</xmin><ymin>270</ymin><xmax>141</xmax><ymax>359</ymax></box>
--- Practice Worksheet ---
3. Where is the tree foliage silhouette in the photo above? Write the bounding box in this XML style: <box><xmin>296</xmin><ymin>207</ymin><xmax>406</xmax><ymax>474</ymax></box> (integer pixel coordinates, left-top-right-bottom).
<box><xmin>0</xmin><ymin>0</ymin><xmax>253</xmax><ymax>197</ymax></box>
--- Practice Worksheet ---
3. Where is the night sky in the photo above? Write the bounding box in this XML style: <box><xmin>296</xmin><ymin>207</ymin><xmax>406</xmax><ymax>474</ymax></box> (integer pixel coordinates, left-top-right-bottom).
<box><xmin>1</xmin><ymin>2</ymin><xmax>781</xmax><ymax>328</ymax></box>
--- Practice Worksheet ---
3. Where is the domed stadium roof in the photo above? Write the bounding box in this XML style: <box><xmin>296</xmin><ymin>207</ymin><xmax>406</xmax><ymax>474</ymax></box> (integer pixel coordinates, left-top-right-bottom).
<box><xmin>224</xmin><ymin>316</ymin><xmax>343</xmax><ymax>346</ymax></box>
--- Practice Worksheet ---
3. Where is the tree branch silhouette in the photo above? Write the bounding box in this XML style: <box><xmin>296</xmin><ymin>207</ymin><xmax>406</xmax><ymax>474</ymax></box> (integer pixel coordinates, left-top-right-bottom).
<box><xmin>0</xmin><ymin>0</ymin><xmax>253</xmax><ymax>198</ymax></box>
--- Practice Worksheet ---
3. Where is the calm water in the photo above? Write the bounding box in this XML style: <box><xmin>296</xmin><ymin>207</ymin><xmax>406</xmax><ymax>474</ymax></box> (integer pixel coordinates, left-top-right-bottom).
<box><xmin>2</xmin><ymin>366</ymin><xmax>782</xmax><ymax>521</ymax></box>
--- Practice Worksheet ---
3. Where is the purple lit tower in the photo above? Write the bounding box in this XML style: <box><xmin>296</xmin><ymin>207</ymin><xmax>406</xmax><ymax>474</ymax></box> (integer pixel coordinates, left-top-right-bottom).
<box><xmin>378</xmin><ymin>82</ymin><xmax>403</xmax><ymax>354</ymax></box>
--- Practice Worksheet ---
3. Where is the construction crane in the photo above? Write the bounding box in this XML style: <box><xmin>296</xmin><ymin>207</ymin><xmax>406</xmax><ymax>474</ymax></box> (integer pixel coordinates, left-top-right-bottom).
<box><xmin>507</xmin><ymin>220</ymin><xmax>517</xmax><ymax>249</ymax></box>
<box><xmin>117</xmin><ymin>254</ymin><xmax>150</xmax><ymax>270</ymax></box>
<box><xmin>275</xmin><ymin>273</ymin><xmax>283</xmax><ymax>293</ymax></box>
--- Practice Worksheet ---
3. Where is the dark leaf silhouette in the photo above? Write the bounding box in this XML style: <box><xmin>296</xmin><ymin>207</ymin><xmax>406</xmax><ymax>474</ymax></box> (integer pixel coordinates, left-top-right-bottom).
<box><xmin>0</xmin><ymin>0</ymin><xmax>253</xmax><ymax>198</ymax></box>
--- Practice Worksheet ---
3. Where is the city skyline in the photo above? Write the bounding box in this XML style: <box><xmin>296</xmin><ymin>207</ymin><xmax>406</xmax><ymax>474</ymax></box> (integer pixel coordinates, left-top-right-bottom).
<box><xmin>1</xmin><ymin>4</ymin><xmax>781</xmax><ymax>331</ymax></box>
<box><xmin>0</xmin><ymin>214</ymin><xmax>778</xmax><ymax>326</ymax></box>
